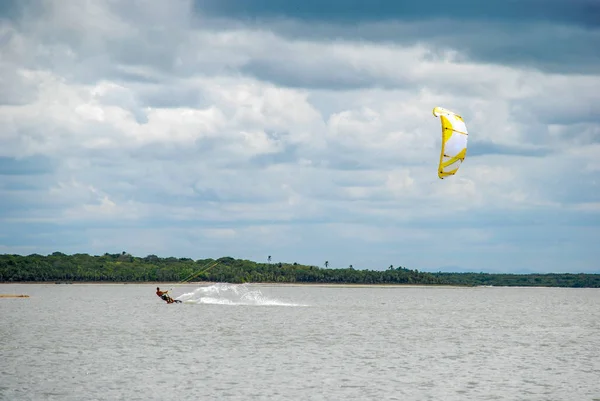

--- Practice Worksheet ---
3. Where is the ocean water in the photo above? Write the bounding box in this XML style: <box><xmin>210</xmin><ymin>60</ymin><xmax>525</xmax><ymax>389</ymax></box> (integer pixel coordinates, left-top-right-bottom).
<box><xmin>1</xmin><ymin>283</ymin><xmax>599</xmax><ymax>401</ymax></box>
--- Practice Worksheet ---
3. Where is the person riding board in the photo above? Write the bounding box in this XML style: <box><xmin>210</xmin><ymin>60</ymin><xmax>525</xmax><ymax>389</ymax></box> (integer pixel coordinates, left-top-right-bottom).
<box><xmin>156</xmin><ymin>287</ymin><xmax>180</xmax><ymax>304</ymax></box>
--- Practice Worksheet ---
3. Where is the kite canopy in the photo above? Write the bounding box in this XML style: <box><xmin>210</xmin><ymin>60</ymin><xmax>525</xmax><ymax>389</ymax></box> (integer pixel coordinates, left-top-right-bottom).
<box><xmin>433</xmin><ymin>106</ymin><xmax>468</xmax><ymax>179</ymax></box>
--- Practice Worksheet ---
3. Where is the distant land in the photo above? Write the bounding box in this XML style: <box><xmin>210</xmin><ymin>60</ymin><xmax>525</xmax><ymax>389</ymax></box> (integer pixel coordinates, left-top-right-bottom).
<box><xmin>1</xmin><ymin>252</ymin><xmax>599</xmax><ymax>288</ymax></box>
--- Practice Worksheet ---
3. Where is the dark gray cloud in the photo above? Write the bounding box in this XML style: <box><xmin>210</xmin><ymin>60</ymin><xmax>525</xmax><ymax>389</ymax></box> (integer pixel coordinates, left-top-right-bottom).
<box><xmin>193</xmin><ymin>0</ymin><xmax>600</xmax><ymax>75</ymax></box>
<box><xmin>194</xmin><ymin>0</ymin><xmax>599</xmax><ymax>27</ymax></box>
<box><xmin>0</xmin><ymin>221</ymin><xmax>91</xmax><ymax>251</ymax></box>
<box><xmin>136</xmin><ymin>84</ymin><xmax>209</xmax><ymax>109</ymax></box>
<box><xmin>0</xmin><ymin>155</ymin><xmax>56</xmax><ymax>175</ymax></box>
<box><xmin>5</xmin><ymin>0</ymin><xmax>597</xmax><ymax>98</ymax></box>
<box><xmin>241</xmin><ymin>59</ymin><xmax>403</xmax><ymax>90</ymax></box>
<box><xmin>467</xmin><ymin>141</ymin><xmax>552</xmax><ymax>158</ymax></box>
<box><xmin>0</xmin><ymin>0</ymin><xmax>26</xmax><ymax>19</ymax></box>
<box><xmin>510</xmin><ymin>83</ymin><xmax>600</xmax><ymax>126</ymax></box>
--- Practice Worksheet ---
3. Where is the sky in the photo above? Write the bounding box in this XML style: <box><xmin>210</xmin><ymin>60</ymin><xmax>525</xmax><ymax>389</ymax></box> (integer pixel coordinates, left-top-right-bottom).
<box><xmin>1</xmin><ymin>0</ymin><xmax>599</xmax><ymax>274</ymax></box>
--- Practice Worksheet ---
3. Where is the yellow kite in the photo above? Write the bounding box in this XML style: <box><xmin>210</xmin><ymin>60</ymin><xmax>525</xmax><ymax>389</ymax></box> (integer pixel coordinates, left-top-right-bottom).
<box><xmin>433</xmin><ymin>106</ymin><xmax>469</xmax><ymax>179</ymax></box>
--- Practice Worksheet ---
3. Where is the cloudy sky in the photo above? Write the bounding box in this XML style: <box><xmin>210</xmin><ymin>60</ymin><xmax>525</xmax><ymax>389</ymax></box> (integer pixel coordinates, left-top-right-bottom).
<box><xmin>1</xmin><ymin>0</ymin><xmax>599</xmax><ymax>273</ymax></box>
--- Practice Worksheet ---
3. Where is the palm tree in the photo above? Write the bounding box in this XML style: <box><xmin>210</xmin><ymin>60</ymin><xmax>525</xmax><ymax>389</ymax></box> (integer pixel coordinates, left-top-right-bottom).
<box><xmin>268</xmin><ymin>255</ymin><xmax>271</xmax><ymax>264</ymax></box>
<box><xmin>325</xmin><ymin>261</ymin><xmax>329</xmax><ymax>268</ymax></box>
<box><xmin>389</xmin><ymin>265</ymin><xmax>393</xmax><ymax>270</ymax></box>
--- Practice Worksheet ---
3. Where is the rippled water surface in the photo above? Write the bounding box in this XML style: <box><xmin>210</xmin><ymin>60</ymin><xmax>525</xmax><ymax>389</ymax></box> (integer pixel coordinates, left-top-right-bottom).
<box><xmin>1</xmin><ymin>283</ymin><xmax>599</xmax><ymax>401</ymax></box>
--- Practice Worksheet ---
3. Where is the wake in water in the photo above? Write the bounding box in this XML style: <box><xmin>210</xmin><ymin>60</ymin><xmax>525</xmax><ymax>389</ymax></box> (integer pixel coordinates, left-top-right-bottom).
<box><xmin>175</xmin><ymin>283</ymin><xmax>305</xmax><ymax>306</ymax></box>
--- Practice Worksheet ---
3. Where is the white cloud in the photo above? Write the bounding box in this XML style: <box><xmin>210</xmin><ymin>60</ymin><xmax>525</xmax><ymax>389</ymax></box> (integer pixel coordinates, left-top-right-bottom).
<box><xmin>0</xmin><ymin>0</ymin><xmax>598</xmax><ymax>273</ymax></box>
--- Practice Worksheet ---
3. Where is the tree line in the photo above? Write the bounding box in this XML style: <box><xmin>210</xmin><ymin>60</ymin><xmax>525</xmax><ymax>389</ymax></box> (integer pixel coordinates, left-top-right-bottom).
<box><xmin>0</xmin><ymin>252</ymin><xmax>598</xmax><ymax>288</ymax></box>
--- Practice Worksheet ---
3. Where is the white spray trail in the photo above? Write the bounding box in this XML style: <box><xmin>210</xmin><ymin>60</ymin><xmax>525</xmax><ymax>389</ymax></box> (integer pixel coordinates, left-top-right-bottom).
<box><xmin>175</xmin><ymin>283</ymin><xmax>306</xmax><ymax>306</ymax></box>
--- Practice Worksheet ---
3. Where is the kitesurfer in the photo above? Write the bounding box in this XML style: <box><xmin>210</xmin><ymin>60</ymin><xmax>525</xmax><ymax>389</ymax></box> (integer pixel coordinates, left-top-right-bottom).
<box><xmin>156</xmin><ymin>287</ymin><xmax>177</xmax><ymax>304</ymax></box>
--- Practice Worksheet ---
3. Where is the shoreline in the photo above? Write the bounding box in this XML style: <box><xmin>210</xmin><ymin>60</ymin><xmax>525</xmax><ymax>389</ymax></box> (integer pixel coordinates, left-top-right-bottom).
<box><xmin>0</xmin><ymin>281</ymin><xmax>467</xmax><ymax>288</ymax></box>
<box><xmin>1</xmin><ymin>282</ymin><xmax>593</xmax><ymax>289</ymax></box>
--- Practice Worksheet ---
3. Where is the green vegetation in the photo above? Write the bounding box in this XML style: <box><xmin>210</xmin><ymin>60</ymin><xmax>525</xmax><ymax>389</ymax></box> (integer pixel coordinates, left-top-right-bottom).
<box><xmin>431</xmin><ymin>272</ymin><xmax>600</xmax><ymax>288</ymax></box>
<box><xmin>0</xmin><ymin>252</ymin><xmax>598</xmax><ymax>287</ymax></box>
